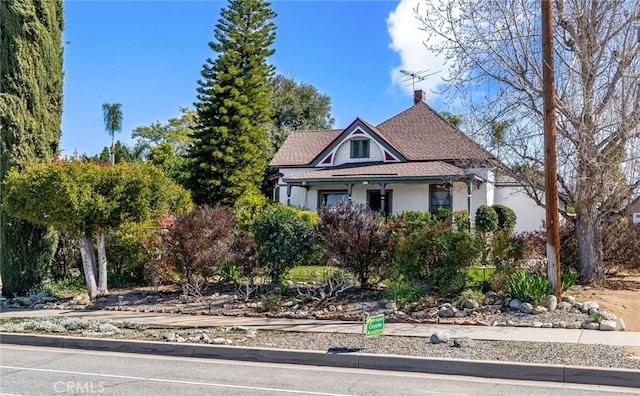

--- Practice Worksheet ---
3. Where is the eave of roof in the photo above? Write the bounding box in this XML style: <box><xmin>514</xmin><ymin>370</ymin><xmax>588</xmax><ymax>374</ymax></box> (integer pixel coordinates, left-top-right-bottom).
<box><xmin>282</xmin><ymin>161</ymin><xmax>481</xmax><ymax>185</ymax></box>
<box><xmin>269</xmin><ymin>129</ymin><xmax>342</xmax><ymax>167</ymax></box>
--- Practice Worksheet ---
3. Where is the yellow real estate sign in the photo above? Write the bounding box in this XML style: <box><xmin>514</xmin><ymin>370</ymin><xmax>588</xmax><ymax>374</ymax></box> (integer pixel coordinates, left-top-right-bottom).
<box><xmin>363</xmin><ymin>314</ymin><xmax>384</xmax><ymax>337</ymax></box>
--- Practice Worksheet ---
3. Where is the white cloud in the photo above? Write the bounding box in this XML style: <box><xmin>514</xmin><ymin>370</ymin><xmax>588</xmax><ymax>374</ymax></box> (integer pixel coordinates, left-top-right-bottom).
<box><xmin>387</xmin><ymin>0</ymin><xmax>448</xmax><ymax>97</ymax></box>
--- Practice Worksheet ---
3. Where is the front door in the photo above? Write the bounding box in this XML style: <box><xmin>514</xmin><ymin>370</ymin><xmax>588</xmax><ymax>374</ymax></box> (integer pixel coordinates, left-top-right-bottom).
<box><xmin>367</xmin><ymin>190</ymin><xmax>392</xmax><ymax>215</ymax></box>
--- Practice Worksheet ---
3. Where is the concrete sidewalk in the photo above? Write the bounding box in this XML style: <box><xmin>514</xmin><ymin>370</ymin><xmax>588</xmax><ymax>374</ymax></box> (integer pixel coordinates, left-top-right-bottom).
<box><xmin>1</xmin><ymin>307</ymin><xmax>639</xmax><ymax>347</ymax></box>
<box><xmin>1</xmin><ymin>307</ymin><xmax>640</xmax><ymax>389</ymax></box>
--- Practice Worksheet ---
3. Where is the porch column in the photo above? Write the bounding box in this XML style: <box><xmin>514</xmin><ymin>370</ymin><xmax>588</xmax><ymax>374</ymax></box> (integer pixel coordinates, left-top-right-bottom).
<box><xmin>347</xmin><ymin>183</ymin><xmax>353</xmax><ymax>202</ymax></box>
<box><xmin>466</xmin><ymin>179</ymin><xmax>473</xmax><ymax>231</ymax></box>
<box><xmin>380</xmin><ymin>183</ymin><xmax>387</xmax><ymax>216</ymax></box>
<box><xmin>286</xmin><ymin>185</ymin><xmax>292</xmax><ymax>206</ymax></box>
<box><xmin>448</xmin><ymin>183</ymin><xmax>455</xmax><ymax>222</ymax></box>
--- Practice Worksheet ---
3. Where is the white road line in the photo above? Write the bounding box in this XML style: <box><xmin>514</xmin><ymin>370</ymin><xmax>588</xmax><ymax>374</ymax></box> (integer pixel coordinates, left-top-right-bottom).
<box><xmin>0</xmin><ymin>365</ymin><xmax>355</xmax><ymax>396</ymax></box>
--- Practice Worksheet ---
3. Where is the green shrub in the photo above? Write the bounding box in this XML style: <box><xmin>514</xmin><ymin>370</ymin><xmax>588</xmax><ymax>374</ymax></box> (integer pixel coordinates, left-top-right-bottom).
<box><xmin>217</xmin><ymin>261</ymin><xmax>241</xmax><ymax>284</ymax></box>
<box><xmin>107</xmin><ymin>271</ymin><xmax>139</xmax><ymax>288</ymax></box>
<box><xmin>452</xmin><ymin>210</ymin><xmax>470</xmax><ymax>231</ymax></box>
<box><xmin>505</xmin><ymin>270</ymin><xmax>550</xmax><ymax>306</ymax></box>
<box><xmin>475</xmin><ymin>205</ymin><xmax>498</xmax><ymax>233</ymax></box>
<box><xmin>492</xmin><ymin>204</ymin><xmax>517</xmax><ymax>232</ymax></box>
<box><xmin>388</xmin><ymin>211</ymin><xmax>481</xmax><ymax>295</ymax></box>
<box><xmin>233</xmin><ymin>193</ymin><xmax>268</xmax><ymax>234</ymax></box>
<box><xmin>455</xmin><ymin>288</ymin><xmax>486</xmax><ymax>307</ymax></box>
<box><xmin>383</xmin><ymin>280</ymin><xmax>425</xmax><ymax>310</ymax></box>
<box><xmin>106</xmin><ymin>221</ymin><xmax>153</xmax><ymax>285</ymax></box>
<box><xmin>41</xmin><ymin>275</ymin><xmax>86</xmax><ymax>297</ymax></box>
<box><xmin>260</xmin><ymin>293</ymin><xmax>282</xmax><ymax>312</ymax></box>
<box><xmin>434</xmin><ymin>207</ymin><xmax>452</xmax><ymax>223</ymax></box>
<box><xmin>253</xmin><ymin>204</ymin><xmax>316</xmax><ymax>284</ymax></box>
<box><xmin>491</xmin><ymin>231</ymin><xmax>535</xmax><ymax>271</ymax></box>
<box><xmin>588</xmin><ymin>311</ymin><xmax>607</xmax><ymax>323</ymax></box>
<box><xmin>561</xmin><ymin>267</ymin><xmax>579</xmax><ymax>293</ymax></box>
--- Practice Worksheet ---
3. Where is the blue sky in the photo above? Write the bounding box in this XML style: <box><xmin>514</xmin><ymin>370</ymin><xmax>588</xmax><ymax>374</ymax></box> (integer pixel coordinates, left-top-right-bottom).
<box><xmin>61</xmin><ymin>0</ymin><xmax>448</xmax><ymax>156</ymax></box>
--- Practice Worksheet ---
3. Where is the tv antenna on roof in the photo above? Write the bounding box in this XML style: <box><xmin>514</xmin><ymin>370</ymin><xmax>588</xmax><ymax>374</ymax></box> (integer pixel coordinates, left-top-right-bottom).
<box><xmin>399</xmin><ymin>69</ymin><xmax>438</xmax><ymax>91</ymax></box>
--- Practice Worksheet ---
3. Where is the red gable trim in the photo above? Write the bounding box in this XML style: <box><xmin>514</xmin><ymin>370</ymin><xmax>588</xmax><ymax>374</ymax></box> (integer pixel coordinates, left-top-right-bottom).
<box><xmin>384</xmin><ymin>150</ymin><xmax>398</xmax><ymax>161</ymax></box>
<box><xmin>311</xmin><ymin>118</ymin><xmax>406</xmax><ymax>167</ymax></box>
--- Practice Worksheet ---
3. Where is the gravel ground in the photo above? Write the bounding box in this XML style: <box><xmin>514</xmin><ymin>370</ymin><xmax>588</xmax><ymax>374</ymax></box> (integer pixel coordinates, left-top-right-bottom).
<box><xmin>2</xmin><ymin>316</ymin><xmax>639</xmax><ymax>370</ymax></box>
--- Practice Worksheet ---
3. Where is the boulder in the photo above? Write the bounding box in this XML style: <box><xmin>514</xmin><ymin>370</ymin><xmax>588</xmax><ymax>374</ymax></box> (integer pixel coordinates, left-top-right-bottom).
<box><xmin>567</xmin><ymin>321</ymin><xmax>582</xmax><ymax>329</ymax></box>
<box><xmin>581</xmin><ymin>321</ymin><xmax>600</xmax><ymax>330</ymax></box>
<box><xmin>97</xmin><ymin>323</ymin><xmax>120</xmax><ymax>333</ymax></box>
<box><xmin>519</xmin><ymin>303</ymin><xmax>533</xmax><ymax>314</ymax></box>
<box><xmin>437</xmin><ymin>308</ymin><xmax>455</xmax><ymax>318</ymax></box>
<box><xmin>599</xmin><ymin>320</ymin><xmax>617</xmax><ymax>331</ymax></box>
<box><xmin>463</xmin><ymin>299</ymin><xmax>479</xmax><ymax>309</ymax></box>
<box><xmin>561</xmin><ymin>295</ymin><xmax>576</xmax><ymax>304</ymax></box>
<box><xmin>509</xmin><ymin>299</ymin><xmax>522</xmax><ymax>310</ymax></box>
<box><xmin>430</xmin><ymin>331</ymin><xmax>450</xmax><ymax>344</ymax></box>
<box><xmin>581</xmin><ymin>301</ymin><xmax>599</xmax><ymax>313</ymax></box>
<box><xmin>452</xmin><ymin>337</ymin><xmax>475</xmax><ymax>348</ymax></box>
<box><xmin>212</xmin><ymin>338</ymin><xmax>232</xmax><ymax>345</ymax></box>
<box><xmin>531</xmin><ymin>306</ymin><xmax>548</xmax><ymax>315</ymax></box>
<box><xmin>545</xmin><ymin>295</ymin><xmax>557</xmax><ymax>311</ymax></box>
<box><xmin>615</xmin><ymin>318</ymin><xmax>626</xmax><ymax>331</ymax></box>
<box><xmin>556</xmin><ymin>301</ymin><xmax>573</xmax><ymax>311</ymax></box>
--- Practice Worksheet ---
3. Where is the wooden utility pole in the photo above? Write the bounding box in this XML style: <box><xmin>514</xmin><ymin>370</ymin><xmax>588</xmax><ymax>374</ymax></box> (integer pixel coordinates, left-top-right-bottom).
<box><xmin>541</xmin><ymin>0</ymin><xmax>561</xmax><ymax>300</ymax></box>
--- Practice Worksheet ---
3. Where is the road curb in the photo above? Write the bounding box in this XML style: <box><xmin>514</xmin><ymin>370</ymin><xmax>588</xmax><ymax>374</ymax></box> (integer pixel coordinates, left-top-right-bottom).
<box><xmin>1</xmin><ymin>332</ymin><xmax>638</xmax><ymax>388</ymax></box>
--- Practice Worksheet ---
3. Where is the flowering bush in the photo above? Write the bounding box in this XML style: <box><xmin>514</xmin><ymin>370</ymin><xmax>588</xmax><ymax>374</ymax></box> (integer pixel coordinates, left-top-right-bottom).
<box><xmin>317</xmin><ymin>202</ymin><xmax>390</xmax><ymax>288</ymax></box>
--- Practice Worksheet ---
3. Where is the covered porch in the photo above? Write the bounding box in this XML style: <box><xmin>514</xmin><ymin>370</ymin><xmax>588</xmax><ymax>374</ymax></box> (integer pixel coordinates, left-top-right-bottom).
<box><xmin>277</xmin><ymin>162</ymin><xmax>484</xmax><ymax>221</ymax></box>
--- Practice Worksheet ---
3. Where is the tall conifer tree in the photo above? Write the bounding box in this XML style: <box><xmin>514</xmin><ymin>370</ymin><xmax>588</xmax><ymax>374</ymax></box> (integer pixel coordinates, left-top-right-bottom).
<box><xmin>189</xmin><ymin>0</ymin><xmax>276</xmax><ymax>206</ymax></box>
<box><xmin>0</xmin><ymin>0</ymin><xmax>64</xmax><ymax>296</ymax></box>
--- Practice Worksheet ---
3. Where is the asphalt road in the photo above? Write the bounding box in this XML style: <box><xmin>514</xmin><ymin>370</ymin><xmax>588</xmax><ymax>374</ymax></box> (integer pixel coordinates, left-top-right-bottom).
<box><xmin>1</xmin><ymin>345</ymin><xmax>639</xmax><ymax>396</ymax></box>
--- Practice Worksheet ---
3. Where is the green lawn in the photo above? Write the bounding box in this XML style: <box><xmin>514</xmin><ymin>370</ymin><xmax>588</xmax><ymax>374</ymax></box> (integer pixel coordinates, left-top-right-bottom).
<box><xmin>466</xmin><ymin>266</ymin><xmax>495</xmax><ymax>288</ymax></box>
<box><xmin>283</xmin><ymin>266</ymin><xmax>340</xmax><ymax>283</ymax></box>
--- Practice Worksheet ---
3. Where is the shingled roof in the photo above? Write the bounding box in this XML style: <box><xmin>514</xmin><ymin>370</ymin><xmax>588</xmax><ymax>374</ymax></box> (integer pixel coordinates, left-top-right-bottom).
<box><xmin>375</xmin><ymin>102</ymin><xmax>493</xmax><ymax>162</ymax></box>
<box><xmin>270</xmin><ymin>95</ymin><xmax>495</xmax><ymax>167</ymax></box>
<box><xmin>270</xmin><ymin>129</ymin><xmax>342</xmax><ymax>167</ymax></box>
<box><xmin>283</xmin><ymin>161</ymin><xmax>472</xmax><ymax>183</ymax></box>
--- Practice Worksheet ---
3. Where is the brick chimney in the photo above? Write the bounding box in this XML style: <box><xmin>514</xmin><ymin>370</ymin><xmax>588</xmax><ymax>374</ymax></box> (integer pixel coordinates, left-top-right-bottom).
<box><xmin>414</xmin><ymin>89</ymin><xmax>426</xmax><ymax>104</ymax></box>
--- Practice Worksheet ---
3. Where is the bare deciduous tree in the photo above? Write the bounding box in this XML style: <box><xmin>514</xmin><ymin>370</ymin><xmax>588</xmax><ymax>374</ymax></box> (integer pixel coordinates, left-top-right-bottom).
<box><xmin>417</xmin><ymin>0</ymin><xmax>640</xmax><ymax>285</ymax></box>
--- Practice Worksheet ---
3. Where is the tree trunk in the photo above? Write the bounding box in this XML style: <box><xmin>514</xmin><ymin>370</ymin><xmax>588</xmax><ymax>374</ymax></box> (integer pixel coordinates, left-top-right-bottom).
<box><xmin>96</xmin><ymin>229</ymin><xmax>108</xmax><ymax>296</ymax></box>
<box><xmin>77</xmin><ymin>234</ymin><xmax>98</xmax><ymax>298</ymax></box>
<box><xmin>575</xmin><ymin>209</ymin><xmax>604</xmax><ymax>286</ymax></box>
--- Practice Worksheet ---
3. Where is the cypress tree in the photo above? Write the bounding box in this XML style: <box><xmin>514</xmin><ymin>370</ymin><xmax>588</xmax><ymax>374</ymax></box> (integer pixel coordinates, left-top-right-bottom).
<box><xmin>189</xmin><ymin>0</ymin><xmax>276</xmax><ymax>207</ymax></box>
<box><xmin>0</xmin><ymin>0</ymin><xmax>64</xmax><ymax>296</ymax></box>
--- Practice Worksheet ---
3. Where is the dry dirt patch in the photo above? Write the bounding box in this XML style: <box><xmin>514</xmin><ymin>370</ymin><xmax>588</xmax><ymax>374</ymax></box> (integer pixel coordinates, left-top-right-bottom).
<box><xmin>566</xmin><ymin>271</ymin><xmax>640</xmax><ymax>332</ymax></box>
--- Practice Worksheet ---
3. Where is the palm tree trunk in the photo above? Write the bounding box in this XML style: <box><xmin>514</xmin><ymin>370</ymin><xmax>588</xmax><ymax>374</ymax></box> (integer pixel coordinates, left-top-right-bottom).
<box><xmin>111</xmin><ymin>132</ymin><xmax>115</xmax><ymax>165</ymax></box>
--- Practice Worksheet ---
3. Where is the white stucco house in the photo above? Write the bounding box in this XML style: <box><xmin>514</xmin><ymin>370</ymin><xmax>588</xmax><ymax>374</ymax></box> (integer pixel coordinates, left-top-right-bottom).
<box><xmin>269</xmin><ymin>90</ymin><xmax>547</xmax><ymax>233</ymax></box>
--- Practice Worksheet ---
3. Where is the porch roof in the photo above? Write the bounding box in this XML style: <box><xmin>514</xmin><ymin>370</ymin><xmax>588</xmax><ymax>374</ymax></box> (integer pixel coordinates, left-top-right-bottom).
<box><xmin>282</xmin><ymin>161</ymin><xmax>481</xmax><ymax>185</ymax></box>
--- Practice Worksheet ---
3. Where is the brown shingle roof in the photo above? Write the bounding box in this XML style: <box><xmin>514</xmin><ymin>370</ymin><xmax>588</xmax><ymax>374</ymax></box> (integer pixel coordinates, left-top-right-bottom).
<box><xmin>376</xmin><ymin>102</ymin><xmax>493</xmax><ymax>162</ymax></box>
<box><xmin>269</xmin><ymin>101</ymin><xmax>495</xmax><ymax>167</ymax></box>
<box><xmin>284</xmin><ymin>161</ymin><xmax>471</xmax><ymax>182</ymax></box>
<box><xmin>270</xmin><ymin>129</ymin><xmax>342</xmax><ymax>167</ymax></box>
